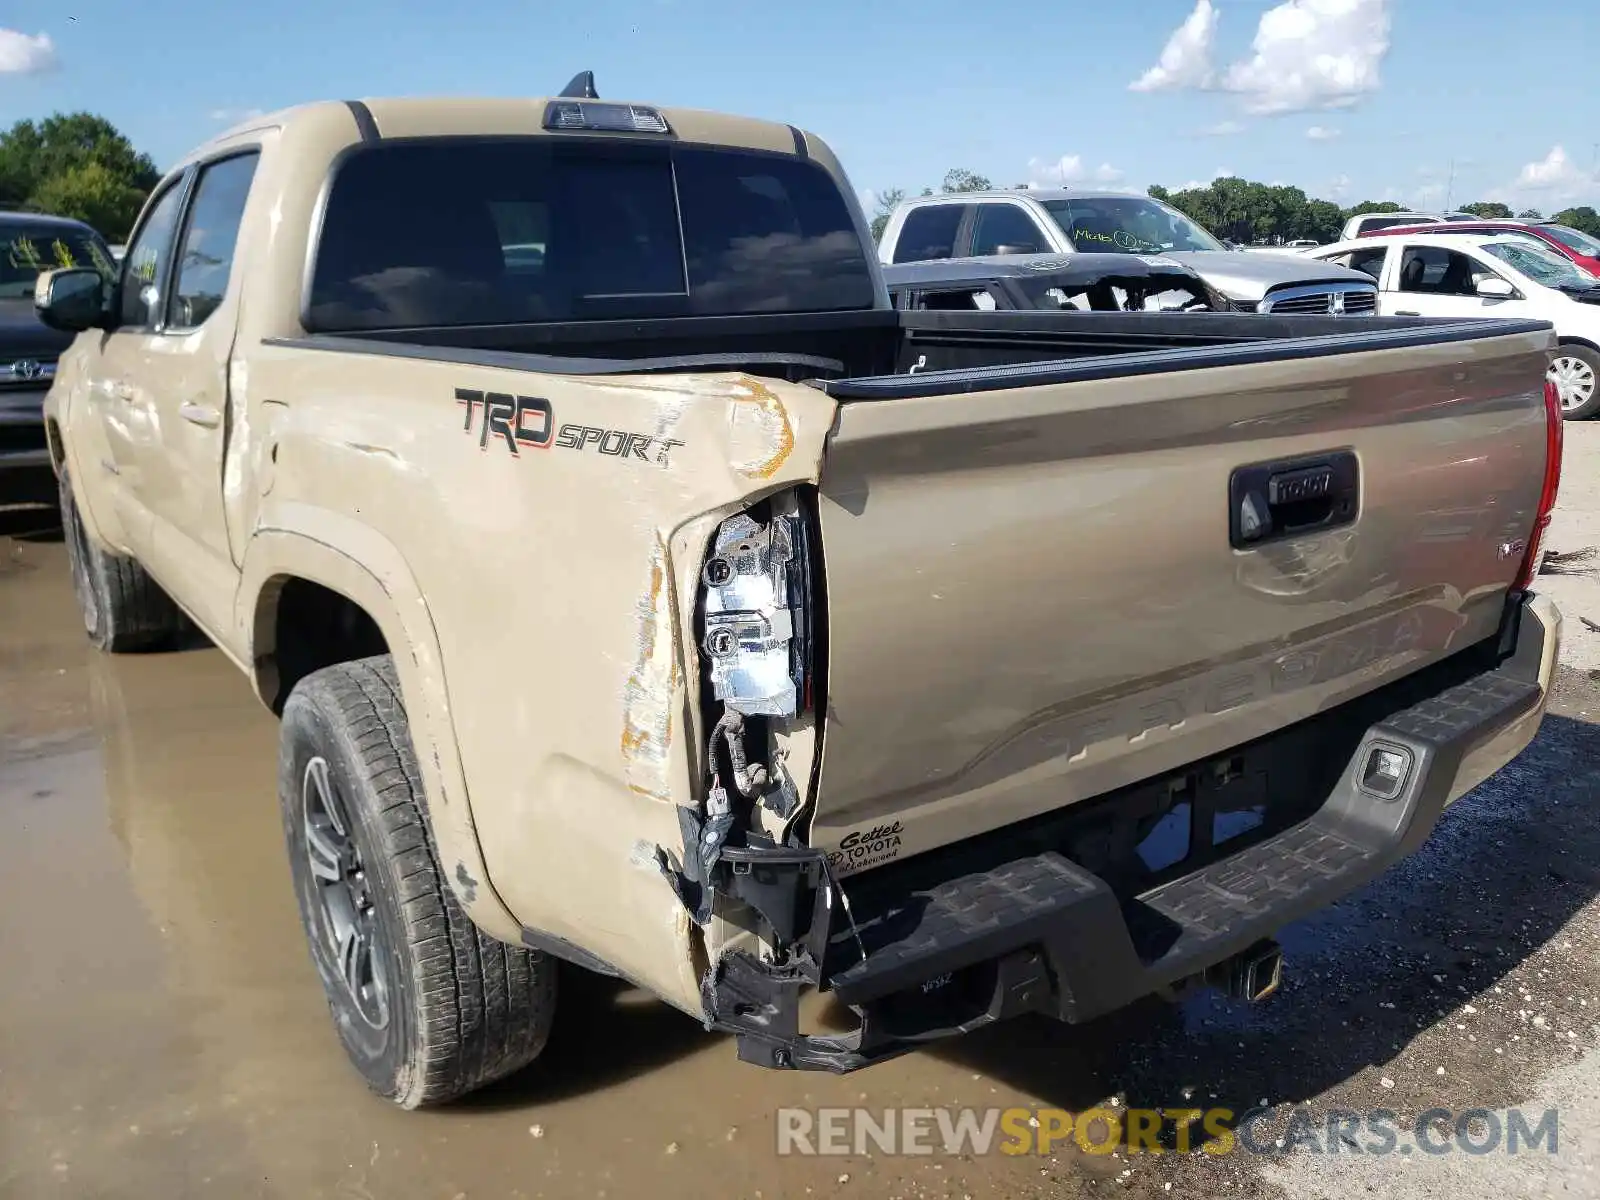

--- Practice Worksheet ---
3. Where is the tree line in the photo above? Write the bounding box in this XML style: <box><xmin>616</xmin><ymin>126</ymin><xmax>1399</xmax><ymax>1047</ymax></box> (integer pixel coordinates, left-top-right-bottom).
<box><xmin>869</xmin><ymin>168</ymin><xmax>1600</xmax><ymax>245</ymax></box>
<box><xmin>0</xmin><ymin>113</ymin><xmax>159</xmax><ymax>242</ymax></box>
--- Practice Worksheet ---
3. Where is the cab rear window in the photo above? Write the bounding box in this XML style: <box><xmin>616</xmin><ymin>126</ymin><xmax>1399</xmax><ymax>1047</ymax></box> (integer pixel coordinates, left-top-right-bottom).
<box><xmin>306</xmin><ymin>138</ymin><xmax>876</xmax><ymax>330</ymax></box>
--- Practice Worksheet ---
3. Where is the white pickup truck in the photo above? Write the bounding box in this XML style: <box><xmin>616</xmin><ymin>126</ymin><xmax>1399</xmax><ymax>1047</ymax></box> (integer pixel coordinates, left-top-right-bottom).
<box><xmin>880</xmin><ymin>188</ymin><xmax>1381</xmax><ymax>316</ymax></box>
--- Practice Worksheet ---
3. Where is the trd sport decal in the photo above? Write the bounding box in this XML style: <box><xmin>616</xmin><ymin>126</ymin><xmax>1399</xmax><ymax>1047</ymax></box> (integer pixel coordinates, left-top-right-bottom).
<box><xmin>455</xmin><ymin>388</ymin><xmax>685</xmax><ymax>467</ymax></box>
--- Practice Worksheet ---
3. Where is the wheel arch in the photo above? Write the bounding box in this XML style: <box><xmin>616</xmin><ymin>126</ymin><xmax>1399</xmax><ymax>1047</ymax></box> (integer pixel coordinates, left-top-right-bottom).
<box><xmin>239</xmin><ymin>507</ymin><xmax>522</xmax><ymax>944</ymax></box>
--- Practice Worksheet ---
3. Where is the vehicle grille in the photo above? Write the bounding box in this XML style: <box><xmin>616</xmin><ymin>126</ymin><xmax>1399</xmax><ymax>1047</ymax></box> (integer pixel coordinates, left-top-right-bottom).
<box><xmin>0</xmin><ymin>421</ymin><xmax>47</xmax><ymax>455</ymax></box>
<box><xmin>1259</xmin><ymin>285</ymin><xmax>1378</xmax><ymax>316</ymax></box>
<box><xmin>0</xmin><ymin>356</ymin><xmax>57</xmax><ymax>389</ymax></box>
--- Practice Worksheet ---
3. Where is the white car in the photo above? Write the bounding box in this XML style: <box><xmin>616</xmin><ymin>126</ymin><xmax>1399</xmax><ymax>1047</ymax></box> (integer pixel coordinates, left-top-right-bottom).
<box><xmin>1307</xmin><ymin>231</ymin><xmax>1600</xmax><ymax>419</ymax></box>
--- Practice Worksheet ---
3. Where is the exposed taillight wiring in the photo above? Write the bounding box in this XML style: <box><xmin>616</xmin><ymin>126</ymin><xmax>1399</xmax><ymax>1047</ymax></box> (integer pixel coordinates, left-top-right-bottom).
<box><xmin>1514</xmin><ymin>377</ymin><xmax>1565</xmax><ymax>592</ymax></box>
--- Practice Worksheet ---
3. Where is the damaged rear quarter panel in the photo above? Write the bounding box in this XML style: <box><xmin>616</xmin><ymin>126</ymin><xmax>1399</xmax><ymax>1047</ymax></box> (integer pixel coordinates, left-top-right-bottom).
<box><xmin>256</xmin><ymin>350</ymin><xmax>836</xmax><ymax>1015</ymax></box>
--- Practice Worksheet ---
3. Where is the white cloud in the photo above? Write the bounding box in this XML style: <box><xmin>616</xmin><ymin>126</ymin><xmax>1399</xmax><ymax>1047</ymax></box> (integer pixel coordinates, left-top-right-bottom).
<box><xmin>1201</xmin><ymin>120</ymin><xmax>1246</xmax><ymax>136</ymax></box>
<box><xmin>1327</xmin><ymin>173</ymin><xmax>1352</xmax><ymax>199</ymax></box>
<box><xmin>1130</xmin><ymin>0</ymin><xmax>1218</xmax><ymax>92</ymax></box>
<box><xmin>1027</xmin><ymin>155</ymin><xmax>1126</xmax><ymax>188</ymax></box>
<box><xmin>1501</xmin><ymin>145</ymin><xmax>1597</xmax><ymax>210</ymax></box>
<box><xmin>1306</xmin><ymin>125</ymin><xmax>1340</xmax><ymax>140</ymax></box>
<box><xmin>1223</xmin><ymin>0</ymin><xmax>1390</xmax><ymax>114</ymax></box>
<box><xmin>1413</xmin><ymin>182</ymin><xmax>1445</xmax><ymax>206</ymax></box>
<box><xmin>1518</xmin><ymin>146</ymin><xmax>1576</xmax><ymax>189</ymax></box>
<box><xmin>1133</xmin><ymin>0</ymin><xmax>1390</xmax><ymax>116</ymax></box>
<box><xmin>0</xmin><ymin>29</ymin><xmax>56</xmax><ymax>73</ymax></box>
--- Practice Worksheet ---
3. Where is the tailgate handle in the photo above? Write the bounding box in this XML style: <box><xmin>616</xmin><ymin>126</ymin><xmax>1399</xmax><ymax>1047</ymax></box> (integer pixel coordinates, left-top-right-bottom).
<box><xmin>1229</xmin><ymin>451</ymin><xmax>1359</xmax><ymax>549</ymax></box>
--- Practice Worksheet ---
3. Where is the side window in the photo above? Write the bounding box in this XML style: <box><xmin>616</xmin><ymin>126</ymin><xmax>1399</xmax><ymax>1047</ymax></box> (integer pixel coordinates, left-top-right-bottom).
<box><xmin>1363</xmin><ymin>216</ymin><xmax>1424</xmax><ymax>235</ymax></box>
<box><xmin>1346</xmin><ymin>247</ymin><xmax>1388</xmax><ymax>280</ymax></box>
<box><xmin>168</xmin><ymin>153</ymin><xmax>260</xmax><ymax>330</ymax></box>
<box><xmin>970</xmin><ymin>205</ymin><xmax>1049</xmax><ymax>256</ymax></box>
<box><xmin>1397</xmin><ymin>247</ymin><xmax>1479</xmax><ymax>296</ymax></box>
<box><xmin>892</xmin><ymin>205</ymin><xmax>964</xmax><ymax>264</ymax></box>
<box><xmin>119</xmin><ymin>181</ymin><xmax>188</xmax><ymax>328</ymax></box>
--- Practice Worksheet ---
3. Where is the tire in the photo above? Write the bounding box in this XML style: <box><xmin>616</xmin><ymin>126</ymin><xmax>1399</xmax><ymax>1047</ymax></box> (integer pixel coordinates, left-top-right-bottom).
<box><xmin>58</xmin><ymin>465</ymin><xmax>186</xmax><ymax>652</ymax></box>
<box><xmin>1549</xmin><ymin>343</ymin><xmax>1600</xmax><ymax>420</ymax></box>
<box><xmin>278</xmin><ymin>655</ymin><xmax>557</xmax><ymax>1108</ymax></box>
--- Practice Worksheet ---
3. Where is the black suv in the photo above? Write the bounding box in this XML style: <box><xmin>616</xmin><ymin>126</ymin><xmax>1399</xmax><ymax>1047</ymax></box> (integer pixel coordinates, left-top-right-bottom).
<box><xmin>0</xmin><ymin>211</ymin><xmax>117</xmax><ymax>489</ymax></box>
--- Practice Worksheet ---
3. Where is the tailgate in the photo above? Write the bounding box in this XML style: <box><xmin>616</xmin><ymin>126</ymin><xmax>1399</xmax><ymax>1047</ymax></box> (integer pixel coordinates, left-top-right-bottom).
<box><xmin>810</xmin><ymin>322</ymin><xmax>1553</xmax><ymax>873</ymax></box>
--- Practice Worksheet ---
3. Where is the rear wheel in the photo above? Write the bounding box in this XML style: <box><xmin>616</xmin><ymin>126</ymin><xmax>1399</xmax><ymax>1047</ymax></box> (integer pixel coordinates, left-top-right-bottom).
<box><xmin>58</xmin><ymin>466</ymin><xmax>186</xmax><ymax>652</ymax></box>
<box><xmin>278</xmin><ymin>655</ymin><xmax>558</xmax><ymax>1108</ymax></box>
<box><xmin>1549</xmin><ymin>344</ymin><xmax>1600</xmax><ymax>420</ymax></box>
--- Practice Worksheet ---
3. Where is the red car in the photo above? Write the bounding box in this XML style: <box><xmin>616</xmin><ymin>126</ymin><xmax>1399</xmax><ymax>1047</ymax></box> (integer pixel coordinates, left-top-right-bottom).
<box><xmin>1358</xmin><ymin>219</ymin><xmax>1600</xmax><ymax>277</ymax></box>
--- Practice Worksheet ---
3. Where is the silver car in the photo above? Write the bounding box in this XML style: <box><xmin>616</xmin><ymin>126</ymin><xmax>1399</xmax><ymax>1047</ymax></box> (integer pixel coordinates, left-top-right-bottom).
<box><xmin>879</xmin><ymin>188</ymin><xmax>1378</xmax><ymax>315</ymax></box>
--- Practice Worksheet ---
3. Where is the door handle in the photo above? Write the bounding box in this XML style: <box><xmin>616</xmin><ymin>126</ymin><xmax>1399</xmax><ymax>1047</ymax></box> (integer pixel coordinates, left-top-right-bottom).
<box><xmin>1229</xmin><ymin>451</ymin><xmax>1361</xmax><ymax>549</ymax></box>
<box><xmin>179</xmin><ymin>401</ymin><xmax>221</xmax><ymax>429</ymax></box>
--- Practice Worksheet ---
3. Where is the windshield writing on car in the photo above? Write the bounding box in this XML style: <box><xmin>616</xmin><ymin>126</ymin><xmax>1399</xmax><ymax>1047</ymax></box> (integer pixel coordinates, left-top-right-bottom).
<box><xmin>1481</xmin><ymin>241</ymin><xmax>1590</xmax><ymax>288</ymax></box>
<box><xmin>0</xmin><ymin>223</ymin><xmax>116</xmax><ymax>297</ymax></box>
<box><xmin>1041</xmin><ymin>198</ymin><xmax>1226</xmax><ymax>255</ymax></box>
<box><xmin>306</xmin><ymin>139</ymin><xmax>876</xmax><ymax>330</ymax></box>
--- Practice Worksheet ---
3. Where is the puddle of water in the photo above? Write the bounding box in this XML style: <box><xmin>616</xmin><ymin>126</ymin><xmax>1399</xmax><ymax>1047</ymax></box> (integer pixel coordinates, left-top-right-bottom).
<box><xmin>0</xmin><ymin>540</ymin><xmax>1124</xmax><ymax>1199</ymax></box>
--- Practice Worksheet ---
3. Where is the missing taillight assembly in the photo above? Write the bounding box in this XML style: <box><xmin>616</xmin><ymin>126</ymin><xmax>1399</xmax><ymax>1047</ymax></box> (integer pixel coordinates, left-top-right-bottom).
<box><xmin>1514</xmin><ymin>377</ymin><xmax>1565</xmax><ymax>592</ymax></box>
<box><xmin>700</xmin><ymin>506</ymin><xmax>811</xmax><ymax>718</ymax></box>
<box><xmin>652</xmin><ymin>489</ymin><xmax>823</xmax><ymax>929</ymax></box>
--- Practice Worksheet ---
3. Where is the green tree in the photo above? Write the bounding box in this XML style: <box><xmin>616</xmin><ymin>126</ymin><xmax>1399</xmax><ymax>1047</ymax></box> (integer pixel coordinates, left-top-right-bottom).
<box><xmin>1460</xmin><ymin>201</ymin><xmax>1512</xmax><ymax>218</ymax></box>
<box><xmin>1345</xmin><ymin>200</ymin><xmax>1406</xmax><ymax>217</ymax></box>
<box><xmin>1552</xmin><ymin>206</ymin><xmax>1600</xmax><ymax>237</ymax></box>
<box><xmin>28</xmin><ymin>161</ymin><xmax>149</xmax><ymax>241</ymax></box>
<box><xmin>1164</xmin><ymin>185</ymin><xmax>1223</xmax><ymax>237</ymax></box>
<box><xmin>1517</xmin><ymin>208</ymin><xmax>1544</xmax><ymax>220</ymax></box>
<box><xmin>1304</xmin><ymin>199</ymin><xmax>1346</xmax><ymax>242</ymax></box>
<box><xmin>941</xmin><ymin>168</ymin><xmax>992</xmax><ymax>193</ymax></box>
<box><xmin>0</xmin><ymin>112</ymin><xmax>159</xmax><ymax>240</ymax></box>
<box><xmin>868</xmin><ymin>186</ymin><xmax>905</xmax><ymax>244</ymax></box>
<box><xmin>1147</xmin><ymin>184</ymin><xmax>1172</xmax><ymax>202</ymax></box>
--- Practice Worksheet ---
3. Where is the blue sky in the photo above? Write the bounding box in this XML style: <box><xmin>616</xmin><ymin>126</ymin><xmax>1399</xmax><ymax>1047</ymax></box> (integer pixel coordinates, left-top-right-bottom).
<box><xmin>1</xmin><ymin>0</ymin><xmax>1596</xmax><ymax>216</ymax></box>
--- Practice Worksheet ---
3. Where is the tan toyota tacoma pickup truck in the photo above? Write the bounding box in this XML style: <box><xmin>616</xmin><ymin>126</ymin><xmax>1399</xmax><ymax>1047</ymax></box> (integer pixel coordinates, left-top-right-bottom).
<box><xmin>36</xmin><ymin>75</ymin><xmax>1565</xmax><ymax>1109</ymax></box>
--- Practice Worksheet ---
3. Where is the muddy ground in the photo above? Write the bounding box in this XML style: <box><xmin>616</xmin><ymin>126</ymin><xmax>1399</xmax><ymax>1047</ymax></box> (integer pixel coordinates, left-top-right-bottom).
<box><xmin>4</xmin><ymin>425</ymin><xmax>1600</xmax><ymax>1200</ymax></box>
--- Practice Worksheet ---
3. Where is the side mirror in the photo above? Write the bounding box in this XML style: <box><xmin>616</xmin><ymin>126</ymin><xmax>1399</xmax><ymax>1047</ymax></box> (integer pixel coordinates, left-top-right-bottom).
<box><xmin>35</xmin><ymin>267</ymin><xmax>109</xmax><ymax>333</ymax></box>
<box><xmin>993</xmin><ymin>243</ymin><xmax>1040</xmax><ymax>256</ymax></box>
<box><xmin>1476</xmin><ymin>276</ymin><xmax>1517</xmax><ymax>299</ymax></box>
